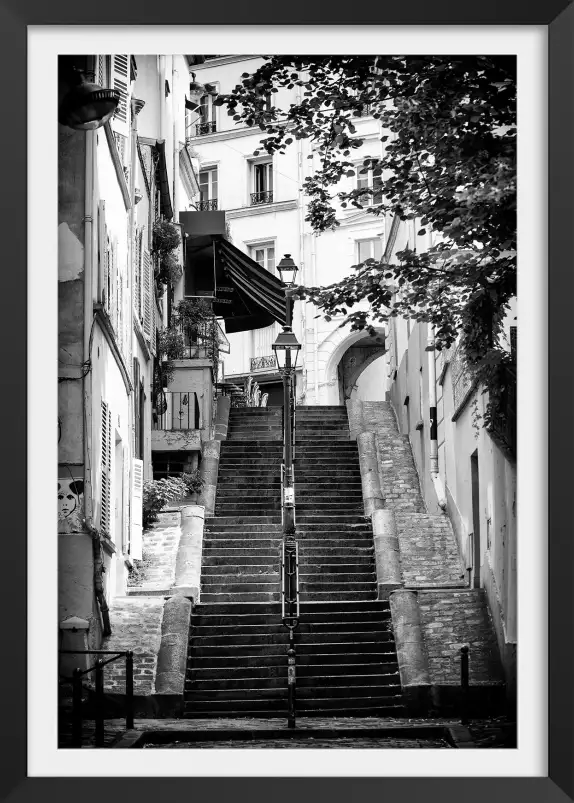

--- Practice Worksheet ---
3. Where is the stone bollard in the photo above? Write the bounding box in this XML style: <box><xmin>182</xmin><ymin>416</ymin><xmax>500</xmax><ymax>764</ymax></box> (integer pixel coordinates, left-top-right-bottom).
<box><xmin>372</xmin><ymin>509</ymin><xmax>402</xmax><ymax>598</ymax></box>
<box><xmin>154</xmin><ymin>595</ymin><xmax>192</xmax><ymax>716</ymax></box>
<box><xmin>199</xmin><ymin>440</ymin><xmax>220</xmax><ymax>515</ymax></box>
<box><xmin>214</xmin><ymin>395</ymin><xmax>231</xmax><ymax>441</ymax></box>
<box><xmin>346</xmin><ymin>398</ymin><xmax>365</xmax><ymax>440</ymax></box>
<box><xmin>172</xmin><ymin>505</ymin><xmax>205</xmax><ymax>601</ymax></box>
<box><xmin>389</xmin><ymin>588</ymin><xmax>431</xmax><ymax>715</ymax></box>
<box><xmin>357</xmin><ymin>431</ymin><xmax>385</xmax><ymax>516</ymax></box>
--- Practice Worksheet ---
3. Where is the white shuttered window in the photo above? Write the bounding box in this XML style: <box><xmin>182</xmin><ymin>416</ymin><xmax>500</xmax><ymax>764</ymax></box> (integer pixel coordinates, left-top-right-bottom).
<box><xmin>100</xmin><ymin>401</ymin><xmax>112</xmax><ymax>536</ymax></box>
<box><xmin>131</xmin><ymin>458</ymin><xmax>144</xmax><ymax>559</ymax></box>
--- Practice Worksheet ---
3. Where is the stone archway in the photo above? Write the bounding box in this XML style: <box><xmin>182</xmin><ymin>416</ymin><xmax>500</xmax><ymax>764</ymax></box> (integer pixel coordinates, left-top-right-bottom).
<box><xmin>316</xmin><ymin>325</ymin><xmax>386</xmax><ymax>405</ymax></box>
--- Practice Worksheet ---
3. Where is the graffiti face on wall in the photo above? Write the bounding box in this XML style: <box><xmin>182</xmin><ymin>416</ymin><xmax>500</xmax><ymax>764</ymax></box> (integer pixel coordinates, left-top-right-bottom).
<box><xmin>58</xmin><ymin>478</ymin><xmax>84</xmax><ymax>528</ymax></box>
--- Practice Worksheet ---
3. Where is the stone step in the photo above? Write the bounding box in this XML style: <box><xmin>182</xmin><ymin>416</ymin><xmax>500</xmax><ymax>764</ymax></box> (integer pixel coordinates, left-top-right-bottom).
<box><xmin>300</xmin><ymin>591</ymin><xmax>377</xmax><ymax>601</ymax></box>
<box><xmin>189</xmin><ymin>640</ymin><xmax>392</xmax><ymax>660</ymax></box>
<box><xmin>204</xmin><ymin>517</ymin><xmax>282</xmax><ymax>526</ymax></box>
<box><xmin>201</xmin><ymin>581</ymin><xmax>281</xmax><ymax>594</ymax></box>
<box><xmin>189</xmin><ymin>629</ymin><xmax>391</xmax><ymax>647</ymax></box>
<box><xmin>182</xmin><ymin>694</ymin><xmax>404</xmax><ymax>713</ymax></box>
<box><xmin>201</xmin><ymin>565</ymin><xmax>281</xmax><ymax>576</ymax></box>
<box><xmin>190</xmin><ymin>619</ymin><xmax>389</xmax><ymax>635</ymax></box>
<box><xmin>185</xmin><ymin>670</ymin><xmax>400</xmax><ymax>690</ymax></box>
<box><xmin>185</xmin><ymin>684</ymin><xmax>401</xmax><ymax>703</ymax></box>
<box><xmin>299</xmin><ymin>580</ymin><xmax>376</xmax><ymax>593</ymax></box>
<box><xmin>199</xmin><ymin>592</ymin><xmax>281</xmax><ymax>604</ymax></box>
<box><xmin>189</xmin><ymin>652</ymin><xmax>398</xmax><ymax>671</ymax></box>
<box><xmin>183</xmin><ymin>705</ymin><xmax>407</xmax><ymax>718</ymax></box>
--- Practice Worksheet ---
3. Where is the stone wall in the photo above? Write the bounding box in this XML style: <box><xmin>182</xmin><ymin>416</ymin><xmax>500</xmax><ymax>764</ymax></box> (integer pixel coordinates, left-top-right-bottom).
<box><xmin>395</xmin><ymin>513</ymin><xmax>466</xmax><ymax>588</ymax></box>
<box><xmin>128</xmin><ymin>511</ymin><xmax>182</xmax><ymax>593</ymax></box>
<box><xmin>361</xmin><ymin>401</ymin><xmax>426</xmax><ymax>512</ymax></box>
<box><xmin>102</xmin><ymin>597</ymin><xmax>165</xmax><ymax>695</ymax></box>
<box><xmin>417</xmin><ymin>590</ymin><xmax>504</xmax><ymax>685</ymax></box>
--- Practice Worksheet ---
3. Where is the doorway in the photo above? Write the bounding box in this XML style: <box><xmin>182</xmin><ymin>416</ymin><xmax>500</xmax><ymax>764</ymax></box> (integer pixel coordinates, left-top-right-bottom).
<box><xmin>470</xmin><ymin>450</ymin><xmax>481</xmax><ymax>588</ymax></box>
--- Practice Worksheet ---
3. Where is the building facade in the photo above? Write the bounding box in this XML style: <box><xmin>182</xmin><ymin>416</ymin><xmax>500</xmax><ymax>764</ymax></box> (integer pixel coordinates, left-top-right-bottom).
<box><xmin>58</xmin><ymin>54</ymin><xmax>201</xmax><ymax>663</ymax></box>
<box><xmin>188</xmin><ymin>56</ymin><xmax>390</xmax><ymax>406</ymax></box>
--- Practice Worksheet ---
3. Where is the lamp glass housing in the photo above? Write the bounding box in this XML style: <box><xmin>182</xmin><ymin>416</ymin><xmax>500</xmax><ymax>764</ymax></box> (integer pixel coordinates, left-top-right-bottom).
<box><xmin>277</xmin><ymin>254</ymin><xmax>299</xmax><ymax>287</ymax></box>
<box><xmin>59</xmin><ymin>77</ymin><xmax>120</xmax><ymax>131</ymax></box>
<box><xmin>272</xmin><ymin>326</ymin><xmax>301</xmax><ymax>371</ymax></box>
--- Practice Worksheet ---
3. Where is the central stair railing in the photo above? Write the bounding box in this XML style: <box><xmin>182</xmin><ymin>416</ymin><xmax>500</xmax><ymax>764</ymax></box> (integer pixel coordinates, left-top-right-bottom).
<box><xmin>280</xmin><ymin>368</ymin><xmax>299</xmax><ymax>727</ymax></box>
<box><xmin>281</xmin><ymin>537</ymin><xmax>300</xmax><ymax>728</ymax></box>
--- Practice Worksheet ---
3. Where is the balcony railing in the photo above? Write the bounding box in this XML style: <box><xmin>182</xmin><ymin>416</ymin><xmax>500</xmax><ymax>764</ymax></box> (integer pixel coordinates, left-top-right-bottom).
<box><xmin>153</xmin><ymin>390</ymin><xmax>200</xmax><ymax>431</ymax></box>
<box><xmin>180</xmin><ymin>322</ymin><xmax>217</xmax><ymax>360</ymax></box>
<box><xmin>196</xmin><ymin>199</ymin><xmax>218</xmax><ymax>211</ymax></box>
<box><xmin>196</xmin><ymin>121</ymin><xmax>217</xmax><ymax>136</ymax></box>
<box><xmin>250</xmin><ymin>190</ymin><xmax>274</xmax><ymax>206</ymax></box>
<box><xmin>251</xmin><ymin>355</ymin><xmax>276</xmax><ymax>372</ymax></box>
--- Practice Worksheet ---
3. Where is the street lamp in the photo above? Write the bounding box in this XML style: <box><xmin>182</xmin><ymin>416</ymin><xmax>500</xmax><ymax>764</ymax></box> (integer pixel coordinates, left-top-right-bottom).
<box><xmin>59</xmin><ymin>70</ymin><xmax>121</xmax><ymax>131</ymax></box>
<box><xmin>277</xmin><ymin>253</ymin><xmax>299</xmax><ymax>287</ymax></box>
<box><xmin>277</xmin><ymin>254</ymin><xmax>299</xmax><ymax>328</ymax></box>
<box><xmin>272</xmin><ymin>320</ymin><xmax>301</xmax><ymax>729</ymax></box>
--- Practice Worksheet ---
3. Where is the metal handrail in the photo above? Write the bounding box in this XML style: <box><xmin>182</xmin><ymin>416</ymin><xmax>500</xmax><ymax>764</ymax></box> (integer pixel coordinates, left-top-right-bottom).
<box><xmin>59</xmin><ymin>649</ymin><xmax>134</xmax><ymax>748</ymax></box>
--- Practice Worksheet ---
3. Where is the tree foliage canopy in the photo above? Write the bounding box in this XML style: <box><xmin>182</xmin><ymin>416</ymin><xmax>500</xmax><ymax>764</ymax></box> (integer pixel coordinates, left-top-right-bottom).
<box><xmin>216</xmin><ymin>56</ymin><xmax>517</xmax><ymax>449</ymax></box>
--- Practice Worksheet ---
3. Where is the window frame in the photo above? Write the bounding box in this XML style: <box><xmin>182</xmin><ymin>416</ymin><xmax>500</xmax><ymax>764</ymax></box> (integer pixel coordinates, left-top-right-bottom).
<box><xmin>356</xmin><ymin>237</ymin><xmax>383</xmax><ymax>263</ymax></box>
<box><xmin>356</xmin><ymin>166</ymin><xmax>383</xmax><ymax>206</ymax></box>
<box><xmin>250</xmin><ymin>159</ymin><xmax>274</xmax><ymax>205</ymax></box>
<box><xmin>250</xmin><ymin>242</ymin><xmax>276</xmax><ymax>273</ymax></box>
<box><xmin>198</xmin><ymin>166</ymin><xmax>218</xmax><ymax>210</ymax></box>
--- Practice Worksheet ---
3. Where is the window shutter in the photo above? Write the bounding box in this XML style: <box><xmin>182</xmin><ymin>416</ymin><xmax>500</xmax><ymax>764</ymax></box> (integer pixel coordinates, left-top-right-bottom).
<box><xmin>131</xmin><ymin>458</ymin><xmax>144</xmax><ymax>559</ymax></box>
<box><xmin>135</xmin><ymin>228</ymin><xmax>143</xmax><ymax>319</ymax></box>
<box><xmin>98</xmin><ymin>201</ymin><xmax>107</xmax><ymax>305</ymax></box>
<box><xmin>111</xmin><ymin>54</ymin><xmax>130</xmax><ymax>139</ymax></box>
<box><xmin>142</xmin><ymin>247</ymin><xmax>152</xmax><ymax>338</ymax></box>
<box><xmin>100</xmin><ymin>401</ymin><xmax>112</xmax><ymax>536</ymax></box>
<box><xmin>122</xmin><ymin>445</ymin><xmax>130</xmax><ymax>554</ymax></box>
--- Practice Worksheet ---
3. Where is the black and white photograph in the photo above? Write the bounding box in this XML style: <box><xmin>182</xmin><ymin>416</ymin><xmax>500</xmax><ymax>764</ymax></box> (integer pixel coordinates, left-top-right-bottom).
<box><xmin>55</xmin><ymin>49</ymin><xmax>520</xmax><ymax>754</ymax></box>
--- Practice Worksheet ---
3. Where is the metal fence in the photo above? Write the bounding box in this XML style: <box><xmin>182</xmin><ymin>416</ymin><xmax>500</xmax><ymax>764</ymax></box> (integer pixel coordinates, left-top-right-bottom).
<box><xmin>153</xmin><ymin>390</ymin><xmax>200</xmax><ymax>430</ymax></box>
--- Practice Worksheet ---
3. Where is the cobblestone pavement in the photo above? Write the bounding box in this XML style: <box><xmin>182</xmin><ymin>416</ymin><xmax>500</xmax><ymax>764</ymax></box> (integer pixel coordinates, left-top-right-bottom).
<box><xmin>58</xmin><ymin>716</ymin><xmax>515</xmax><ymax>749</ymax></box>
<box><xmin>142</xmin><ymin>737</ymin><xmax>451</xmax><ymax>749</ymax></box>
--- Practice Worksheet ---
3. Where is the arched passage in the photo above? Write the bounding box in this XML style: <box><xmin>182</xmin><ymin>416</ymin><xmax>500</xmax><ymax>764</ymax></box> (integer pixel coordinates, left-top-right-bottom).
<box><xmin>315</xmin><ymin>326</ymin><xmax>386</xmax><ymax>405</ymax></box>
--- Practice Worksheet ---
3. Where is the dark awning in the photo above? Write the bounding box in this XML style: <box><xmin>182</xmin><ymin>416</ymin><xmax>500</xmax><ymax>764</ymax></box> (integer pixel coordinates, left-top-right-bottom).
<box><xmin>178</xmin><ymin>211</ymin><xmax>288</xmax><ymax>334</ymax></box>
<box><xmin>155</xmin><ymin>140</ymin><xmax>173</xmax><ymax>220</ymax></box>
<box><xmin>215</xmin><ymin>239</ymin><xmax>287</xmax><ymax>333</ymax></box>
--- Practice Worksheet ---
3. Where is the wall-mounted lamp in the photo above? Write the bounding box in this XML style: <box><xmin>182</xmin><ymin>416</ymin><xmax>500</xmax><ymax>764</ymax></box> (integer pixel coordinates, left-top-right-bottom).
<box><xmin>59</xmin><ymin>70</ymin><xmax>120</xmax><ymax>131</ymax></box>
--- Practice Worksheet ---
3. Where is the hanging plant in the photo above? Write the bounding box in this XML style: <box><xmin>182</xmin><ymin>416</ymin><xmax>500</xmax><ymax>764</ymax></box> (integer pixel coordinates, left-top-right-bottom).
<box><xmin>173</xmin><ymin>299</ymin><xmax>220</xmax><ymax>380</ymax></box>
<box><xmin>158</xmin><ymin>252</ymin><xmax>184</xmax><ymax>287</ymax></box>
<box><xmin>152</xmin><ymin>219</ymin><xmax>181</xmax><ymax>260</ymax></box>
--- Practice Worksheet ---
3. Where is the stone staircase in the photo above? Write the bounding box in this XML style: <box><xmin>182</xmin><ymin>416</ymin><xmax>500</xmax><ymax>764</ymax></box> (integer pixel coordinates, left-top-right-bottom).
<box><xmin>184</xmin><ymin>405</ymin><xmax>406</xmax><ymax>718</ymax></box>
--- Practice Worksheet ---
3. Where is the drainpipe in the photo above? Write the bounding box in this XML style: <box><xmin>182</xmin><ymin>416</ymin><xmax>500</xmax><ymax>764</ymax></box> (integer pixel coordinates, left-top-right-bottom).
<box><xmin>426</xmin><ymin>327</ymin><xmax>447</xmax><ymax>511</ymax></box>
<box><xmin>311</xmin><ymin>232</ymin><xmax>320</xmax><ymax>403</ymax></box>
<box><xmin>82</xmin><ymin>84</ymin><xmax>111</xmax><ymax>637</ymax></box>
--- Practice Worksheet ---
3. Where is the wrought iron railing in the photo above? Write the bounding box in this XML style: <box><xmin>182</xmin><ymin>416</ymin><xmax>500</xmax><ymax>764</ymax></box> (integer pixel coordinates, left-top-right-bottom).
<box><xmin>196</xmin><ymin>199</ymin><xmax>218</xmax><ymax>211</ymax></box>
<box><xmin>460</xmin><ymin>645</ymin><xmax>469</xmax><ymax>724</ymax></box>
<box><xmin>250</xmin><ymin>355</ymin><xmax>276</xmax><ymax>372</ymax></box>
<box><xmin>281</xmin><ymin>539</ymin><xmax>300</xmax><ymax>728</ymax></box>
<box><xmin>153</xmin><ymin>390</ymin><xmax>199</xmax><ymax>430</ymax></box>
<box><xmin>250</xmin><ymin>190</ymin><xmax>273</xmax><ymax>205</ymax></box>
<box><xmin>195</xmin><ymin>121</ymin><xmax>217</xmax><ymax>135</ymax></box>
<box><xmin>59</xmin><ymin>649</ymin><xmax>134</xmax><ymax>748</ymax></box>
<box><xmin>180</xmin><ymin>322</ymin><xmax>216</xmax><ymax>360</ymax></box>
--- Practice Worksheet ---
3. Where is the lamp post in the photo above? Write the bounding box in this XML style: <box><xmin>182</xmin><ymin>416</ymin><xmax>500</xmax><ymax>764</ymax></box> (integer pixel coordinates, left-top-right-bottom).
<box><xmin>273</xmin><ymin>255</ymin><xmax>301</xmax><ymax>728</ymax></box>
<box><xmin>277</xmin><ymin>253</ymin><xmax>299</xmax><ymax>328</ymax></box>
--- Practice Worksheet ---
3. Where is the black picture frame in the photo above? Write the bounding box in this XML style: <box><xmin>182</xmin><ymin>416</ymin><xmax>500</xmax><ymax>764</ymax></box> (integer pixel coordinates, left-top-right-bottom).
<box><xmin>4</xmin><ymin>0</ymin><xmax>571</xmax><ymax>800</ymax></box>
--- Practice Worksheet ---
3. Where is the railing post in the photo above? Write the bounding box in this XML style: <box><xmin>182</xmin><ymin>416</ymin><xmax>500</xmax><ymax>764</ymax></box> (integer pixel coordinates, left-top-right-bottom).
<box><xmin>94</xmin><ymin>658</ymin><xmax>105</xmax><ymax>747</ymax></box>
<box><xmin>72</xmin><ymin>667</ymin><xmax>83</xmax><ymax>748</ymax></box>
<box><xmin>125</xmin><ymin>651</ymin><xmax>134</xmax><ymax>729</ymax></box>
<box><xmin>460</xmin><ymin>645</ymin><xmax>469</xmax><ymax>725</ymax></box>
<box><xmin>287</xmin><ymin>647</ymin><xmax>296</xmax><ymax>729</ymax></box>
